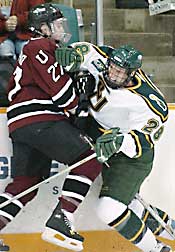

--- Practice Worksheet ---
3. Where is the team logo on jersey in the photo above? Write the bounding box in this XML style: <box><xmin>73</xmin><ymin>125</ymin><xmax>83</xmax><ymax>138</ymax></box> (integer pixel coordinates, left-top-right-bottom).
<box><xmin>149</xmin><ymin>94</ymin><xmax>167</xmax><ymax>111</ymax></box>
<box><xmin>92</xmin><ymin>59</ymin><xmax>106</xmax><ymax>72</ymax></box>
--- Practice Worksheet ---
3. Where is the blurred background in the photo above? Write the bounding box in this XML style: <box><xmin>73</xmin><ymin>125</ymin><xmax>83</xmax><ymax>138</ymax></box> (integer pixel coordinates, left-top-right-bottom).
<box><xmin>1</xmin><ymin>0</ymin><xmax>175</xmax><ymax>104</ymax></box>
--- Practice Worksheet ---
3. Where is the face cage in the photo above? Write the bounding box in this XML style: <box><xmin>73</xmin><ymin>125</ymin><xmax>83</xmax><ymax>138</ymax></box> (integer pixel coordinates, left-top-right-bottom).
<box><xmin>49</xmin><ymin>18</ymin><xmax>71</xmax><ymax>44</ymax></box>
<box><xmin>104</xmin><ymin>62</ymin><xmax>133</xmax><ymax>89</ymax></box>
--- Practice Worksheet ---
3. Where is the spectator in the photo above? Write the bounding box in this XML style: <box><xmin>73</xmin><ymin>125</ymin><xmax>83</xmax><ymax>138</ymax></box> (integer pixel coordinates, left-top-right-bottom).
<box><xmin>0</xmin><ymin>0</ymin><xmax>45</xmax><ymax>107</ymax></box>
<box><xmin>0</xmin><ymin>56</ymin><xmax>14</xmax><ymax>106</ymax></box>
<box><xmin>0</xmin><ymin>0</ymin><xmax>45</xmax><ymax>60</ymax></box>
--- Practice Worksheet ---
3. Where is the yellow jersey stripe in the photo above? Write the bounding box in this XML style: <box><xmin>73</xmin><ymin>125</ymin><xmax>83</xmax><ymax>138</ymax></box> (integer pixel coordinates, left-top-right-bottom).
<box><xmin>130</xmin><ymin>131</ymin><xmax>142</xmax><ymax>158</ymax></box>
<box><xmin>112</xmin><ymin>210</ymin><xmax>131</xmax><ymax>228</ymax></box>
<box><xmin>129</xmin><ymin>222</ymin><xmax>145</xmax><ymax>242</ymax></box>
<box><xmin>145</xmin><ymin>134</ymin><xmax>154</xmax><ymax>148</ymax></box>
<box><xmin>154</xmin><ymin>213</ymin><xmax>168</xmax><ymax>235</ymax></box>
<box><xmin>143</xmin><ymin>210</ymin><xmax>150</xmax><ymax>222</ymax></box>
<box><xmin>93</xmin><ymin>44</ymin><xmax>108</xmax><ymax>58</ymax></box>
<box><xmin>138</xmin><ymin>69</ymin><xmax>164</xmax><ymax>96</ymax></box>
<box><xmin>127</xmin><ymin>74</ymin><xmax>168</xmax><ymax>122</ymax></box>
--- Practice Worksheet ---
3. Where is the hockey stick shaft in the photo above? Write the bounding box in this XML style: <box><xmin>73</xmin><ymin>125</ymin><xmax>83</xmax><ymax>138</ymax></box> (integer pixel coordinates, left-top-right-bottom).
<box><xmin>0</xmin><ymin>152</ymin><xmax>97</xmax><ymax>209</ymax></box>
<box><xmin>135</xmin><ymin>193</ymin><xmax>175</xmax><ymax>239</ymax></box>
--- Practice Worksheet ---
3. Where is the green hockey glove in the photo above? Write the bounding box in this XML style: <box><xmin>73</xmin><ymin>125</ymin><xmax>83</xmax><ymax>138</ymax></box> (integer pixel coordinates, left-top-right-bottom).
<box><xmin>55</xmin><ymin>47</ymin><xmax>83</xmax><ymax>72</ymax></box>
<box><xmin>95</xmin><ymin>127</ymin><xmax>124</xmax><ymax>163</ymax></box>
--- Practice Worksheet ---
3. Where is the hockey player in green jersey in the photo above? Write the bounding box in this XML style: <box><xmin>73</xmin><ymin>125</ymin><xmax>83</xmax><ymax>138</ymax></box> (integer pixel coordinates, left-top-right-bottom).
<box><xmin>42</xmin><ymin>43</ymin><xmax>174</xmax><ymax>252</ymax></box>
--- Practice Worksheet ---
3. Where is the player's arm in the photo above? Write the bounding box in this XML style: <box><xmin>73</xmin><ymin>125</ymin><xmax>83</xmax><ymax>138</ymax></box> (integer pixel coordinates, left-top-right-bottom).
<box><xmin>55</xmin><ymin>42</ymin><xmax>89</xmax><ymax>72</ymax></box>
<box><xmin>95</xmin><ymin>125</ymin><xmax>155</xmax><ymax>163</ymax></box>
<box><xmin>55</xmin><ymin>46</ymin><xmax>83</xmax><ymax>72</ymax></box>
<box><xmin>118</xmin><ymin>115</ymin><xmax>167</xmax><ymax>159</ymax></box>
<box><xmin>95</xmin><ymin>113</ymin><xmax>168</xmax><ymax>163</ymax></box>
<box><xmin>55</xmin><ymin>41</ymin><xmax>108</xmax><ymax>73</ymax></box>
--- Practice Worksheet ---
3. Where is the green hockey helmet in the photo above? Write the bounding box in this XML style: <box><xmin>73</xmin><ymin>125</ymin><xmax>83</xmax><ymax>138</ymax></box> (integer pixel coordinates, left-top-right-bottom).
<box><xmin>110</xmin><ymin>45</ymin><xmax>142</xmax><ymax>71</ymax></box>
<box><xmin>104</xmin><ymin>45</ymin><xmax>143</xmax><ymax>89</ymax></box>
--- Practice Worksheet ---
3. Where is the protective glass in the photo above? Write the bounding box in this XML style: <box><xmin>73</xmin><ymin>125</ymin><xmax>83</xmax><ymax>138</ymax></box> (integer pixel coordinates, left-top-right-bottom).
<box><xmin>50</xmin><ymin>18</ymin><xmax>71</xmax><ymax>44</ymax></box>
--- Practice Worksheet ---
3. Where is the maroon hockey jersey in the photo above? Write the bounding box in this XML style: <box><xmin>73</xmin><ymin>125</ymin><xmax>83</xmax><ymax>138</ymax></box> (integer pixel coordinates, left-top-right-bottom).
<box><xmin>7</xmin><ymin>37</ymin><xmax>78</xmax><ymax>133</ymax></box>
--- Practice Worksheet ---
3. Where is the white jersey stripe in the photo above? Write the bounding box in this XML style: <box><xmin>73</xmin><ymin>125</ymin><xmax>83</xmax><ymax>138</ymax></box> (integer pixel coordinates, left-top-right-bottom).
<box><xmin>7</xmin><ymin>110</ymin><xmax>64</xmax><ymax>125</ymax></box>
<box><xmin>7</xmin><ymin>99</ymin><xmax>53</xmax><ymax>112</ymax></box>
<box><xmin>58</xmin><ymin>89</ymin><xmax>76</xmax><ymax>108</ymax></box>
<box><xmin>66</xmin><ymin>174</ymin><xmax>92</xmax><ymax>185</ymax></box>
<box><xmin>0</xmin><ymin>210</ymin><xmax>14</xmax><ymax>220</ymax></box>
<box><xmin>62</xmin><ymin>191</ymin><xmax>84</xmax><ymax>201</ymax></box>
<box><xmin>52</xmin><ymin>78</ymin><xmax>72</xmax><ymax>102</ymax></box>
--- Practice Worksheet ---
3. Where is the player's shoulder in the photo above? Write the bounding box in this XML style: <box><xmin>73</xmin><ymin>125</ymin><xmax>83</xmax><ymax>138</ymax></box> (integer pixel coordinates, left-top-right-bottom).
<box><xmin>24</xmin><ymin>37</ymin><xmax>55</xmax><ymax>54</ymax></box>
<box><xmin>70</xmin><ymin>41</ymin><xmax>93</xmax><ymax>48</ymax></box>
<box><xmin>70</xmin><ymin>42</ymin><xmax>108</xmax><ymax>58</ymax></box>
<box><xmin>127</xmin><ymin>68</ymin><xmax>168</xmax><ymax>122</ymax></box>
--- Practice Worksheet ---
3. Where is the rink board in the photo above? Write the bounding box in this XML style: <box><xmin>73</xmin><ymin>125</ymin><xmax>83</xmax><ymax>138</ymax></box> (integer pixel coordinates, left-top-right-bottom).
<box><xmin>0</xmin><ymin>105</ymin><xmax>175</xmax><ymax>251</ymax></box>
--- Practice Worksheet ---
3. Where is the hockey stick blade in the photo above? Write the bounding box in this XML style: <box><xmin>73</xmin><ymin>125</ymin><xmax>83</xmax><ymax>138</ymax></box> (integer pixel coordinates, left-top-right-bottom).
<box><xmin>135</xmin><ymin>193</ymin><xmax>175</xmax><ymax>239</ymax></box>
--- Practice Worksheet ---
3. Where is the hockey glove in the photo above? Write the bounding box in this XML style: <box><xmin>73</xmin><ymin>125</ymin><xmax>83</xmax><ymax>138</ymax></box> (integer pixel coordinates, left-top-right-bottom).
<box><xmin>75</xmin><ymin>71</ymin><xmax>96</xmax><ymax>96</ymax></box>
<box><xmin>76</xmin><ymin>93</ymin><xmax>89</xmax><ymax>116</ymax></box>
<box><xmin>95</xmin><ymin>127</ymin><xmax>124</xmax><ymax>163</ymax></box>
<box><xmin>55</xmin><ymin>47</ymin><xmax>83</xmax><ymax>72</ymax></box>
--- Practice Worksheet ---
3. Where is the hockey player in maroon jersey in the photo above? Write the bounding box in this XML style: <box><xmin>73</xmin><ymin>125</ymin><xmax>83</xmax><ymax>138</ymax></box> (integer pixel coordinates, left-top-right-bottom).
<box><xmin>0</xmin><ymin>4</ymin><xmax>102</xmax><ymax>251</ymax></box>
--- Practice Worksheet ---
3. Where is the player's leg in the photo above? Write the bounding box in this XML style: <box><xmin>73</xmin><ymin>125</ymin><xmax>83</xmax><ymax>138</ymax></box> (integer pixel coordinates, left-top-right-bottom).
<box><xmin>42</xmin><ymin>201</ymin><xmax>84</xmax><ymax>251</ymax></box>
<box><xmin>0</xmin><ymin>39</ymin><xmax>16</xmax><ymax>59</ymax></box>
<box><xmin>129</xmin><ymin>197</ymin><xmax>175</xmax><ymax>240</ymax></box>
<box><xmin>0</xmin><ymin>140</ymin><xmax>51</xmax><ymax>231</ymax></box>
<box><xmin>95</xmin><ymin>151</ymin><xmax>172</xmax><ymax>252</ymax></box>
<box><xmin>27</xmin><ymin>120</ymin><xmax>103</xmax><ymax>251</ymax></box>
<box><xmin>23</xmin><ymin>120</ymin><xmax>102</xmax><ymax>213</ymax></box>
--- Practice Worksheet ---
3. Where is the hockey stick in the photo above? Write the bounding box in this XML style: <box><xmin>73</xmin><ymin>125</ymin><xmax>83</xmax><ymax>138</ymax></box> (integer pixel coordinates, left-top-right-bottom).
<box><xmin>0</xmin><ymin>152</ymin><xmax>97</xmax><ymax>209</ymax></box>
<box><xmin>135</xmin><ymin>193</ymin><xmax>175</xmax><ymax>239</ymax></box>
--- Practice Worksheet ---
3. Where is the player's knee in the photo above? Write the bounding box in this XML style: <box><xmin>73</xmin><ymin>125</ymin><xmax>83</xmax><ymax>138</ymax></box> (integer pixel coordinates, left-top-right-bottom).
<box><xmin>71</xmin><ymin>150</ymin><xmax>102</xmax><ymax>181</ymax></box>
<box><xmin>95</xmin><ymin>196</ymin><xmax>128</xmax><ymax>226</ymax></box>
<box><xmin>129</xmin><ymin>197</ymin><xmax>145</xmax><ymax>219</ymax></box>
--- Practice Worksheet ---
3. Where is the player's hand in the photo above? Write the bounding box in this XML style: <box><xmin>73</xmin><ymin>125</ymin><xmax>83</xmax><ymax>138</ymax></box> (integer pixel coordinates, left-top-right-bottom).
<box><xmin>5</xmin><ymin>15</ymin><xmax>17</xmax><ymax>31</ymax></box>
<box><xmin>95</xmin><ymin>127</ymin><xmax>124</xmax><ymax>163</ymax></box>
<box><xmin>75</xmin><ymin>71</ymin><xmax>96</xmax><ymax>96</ymax></box>
<box><xmin>55</xmin><ymin>47</ymin><xmax>83</xmax><ymax>72</ymax></box>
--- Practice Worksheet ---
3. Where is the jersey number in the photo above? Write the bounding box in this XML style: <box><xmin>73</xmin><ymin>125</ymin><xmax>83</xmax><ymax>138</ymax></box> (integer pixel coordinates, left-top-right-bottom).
<box><xmin>89</xmin><ymin>76</ymin><xmax>108</xmax><ymax>111</ymax></box>
<box><xmin>142</xmin><ymin>118</ymin><xmax>164</xmax><ymax>141</ymax></box>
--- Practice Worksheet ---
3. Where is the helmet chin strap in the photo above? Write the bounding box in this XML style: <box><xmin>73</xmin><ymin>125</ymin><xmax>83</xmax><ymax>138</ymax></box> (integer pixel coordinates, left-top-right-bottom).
<box><xmin>29</xmin><ymin>27</ymin><xmax>49</xmax><ymax>38</ymax></box>
<box><xmin>29</xmin><ymin>26</ymin><xmax>64</xmax><ymax>48</ymax></box>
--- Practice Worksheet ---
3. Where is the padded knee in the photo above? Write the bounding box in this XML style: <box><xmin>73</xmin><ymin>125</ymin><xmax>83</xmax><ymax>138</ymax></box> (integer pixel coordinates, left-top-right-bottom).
<box><xmin>71</xmin><ymin>150</ymin><xmax>102</xmax><ymax>181</ymax></box>
<box><xmin>95</xmin><ymin>197</ymin><xmax>128</xmax><ymax>225</ymax></box>
<box><xmin>129</xmin><ymin>197</ymin><xmax>145</xmax><ymax>219</ymax></box>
